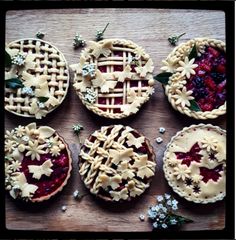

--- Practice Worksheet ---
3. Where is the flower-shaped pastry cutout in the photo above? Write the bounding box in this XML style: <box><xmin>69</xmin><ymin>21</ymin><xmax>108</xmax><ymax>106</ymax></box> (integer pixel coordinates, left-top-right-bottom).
<box><xmin>173</xmin><ymin>87</ymin><xmax>194</xmax><ymax>108</ymax></box>
<box><xmin>201</xmin><ymin>137</ymin><xmax>218</xmax><ymax>152</ymax></box>
<box><xmin>160</xmin><ymin>58</ymin><xmax>177</xmax><ymax>73</ymax></box>
<box><xmin>176</xmin><ymin>57</ymin><xmax>198</xmax><ymax>79</ymax></box>
<box><xmin>192</xmin><ymin>174</ymin><xmax>203</xmax><ymax>183</ymax></box>
<box><xmin>25</xmin><ymin>140</ymin><xmax>46</xmax><ymax>160</ymax></box>
<box><xmin>173</xmin><ymin>165</ymin><xmax>191</xmax><ymax>181</ymax></box>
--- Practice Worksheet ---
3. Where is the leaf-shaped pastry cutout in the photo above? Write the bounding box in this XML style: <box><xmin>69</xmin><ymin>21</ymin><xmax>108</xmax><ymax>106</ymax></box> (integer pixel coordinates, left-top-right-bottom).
<box><xmin>35</xmin><ymin>82</ymin><xmax>50</xmax><ymax>97</ymax></box>
<box><xmin>89</xmin><ymin>41</ymin><xmax>112</xmax><ymax>59</ymax></box>
<box><xmin>109</xmin><ymin>148</ymin><xmax>133</xmax><ymax>165</ymax></box>
<box><xmin>113</xmin><ymin>65</ymin><xmax>132</xmax><ymax>82</ymax></box>
<box><xmin>101</xmin><ymin>81</ymin><xmax>117</xmax><ymax>93</ymax></box>
<box><xmin>28</xmin><ymin>159</ymin><xmax>53</xmax><ymax>180</ymax></box>
<box><xmin>26</xmin><ymin>122</ymin><xmax>37</xmax><ymax>130</ymax></box>
<box><xmin>127</xmin><ymin>89</ymin><xmax>137</xmax><ymax>103</ymax></box>
<box><xmin>135</xmin><ymin>59</ymin><xmax>154</xmax><ymax>77</ymax></box>
<box><xmin>126</xmin><ymin>133</ymin><xmax>145</xmax><ymax>148</ymax></box>
<box><xmin>91</xmin><ymin>69</ymin><xmax>106</xmax><ymax>88</ymax></box>
<box><xmin>38</xmin><ymin>126</ymin><xmax>55</xmax><ymax>139</ymax></box>
<box><xmin>73</xmin><ymin>79</ymin><xmax>91</xmax><ymax>92</ymax></box>
<box><xmin>15</xmin><ymin>172</ymin><xmax>38</xmax><ymax>198</ymax></box>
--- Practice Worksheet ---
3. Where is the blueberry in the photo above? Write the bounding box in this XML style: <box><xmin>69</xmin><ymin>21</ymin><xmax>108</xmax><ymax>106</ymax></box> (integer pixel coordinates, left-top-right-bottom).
<box><xmin>211</xmin><ymin>72</ymin><xmax>225</xmax><ymax>83</ymax></box>
<box><xmin>193</xmin><ymin>88</ymin><xmax>208</xmax><ymax>100</ymax></box>
<box><xmin>192</xmin><ymin>76</ymin><xmax>205</xmax><ymax>88</ymax></box>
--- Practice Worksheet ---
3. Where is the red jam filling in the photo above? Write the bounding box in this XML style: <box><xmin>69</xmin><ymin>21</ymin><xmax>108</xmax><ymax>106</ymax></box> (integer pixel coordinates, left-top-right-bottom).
<box><xmin>175</xmin><ymin>142</ymin><xmax>202</xmax><ymax>167</ymax></box>
<box><xmin>200</xmin><ymin>164</ymin><xmax>223</xmax><ymax>183</ymax></box>
<box><xmin>114</xmin><ymin>65</ymin><xmax>123</xmax><ymax>72</ymax></box>
<box><xmin>98</xmin><ymin>66</ymin><xmax>107</xmax><ymax>73</ymax></box>
<box><xmin>186</xmin><ymin>46</ymin><xmax>226</xmax><ymax>111</ymax></box>
<box><xmin>20</xmin><ymin>149</ymin><xmax>70</xmax><ymax>199</ymax></box>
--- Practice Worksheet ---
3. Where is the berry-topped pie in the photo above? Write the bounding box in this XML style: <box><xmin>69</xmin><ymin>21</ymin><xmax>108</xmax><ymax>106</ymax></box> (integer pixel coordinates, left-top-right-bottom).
<box><xmin>159</xmin><ymin>38</ymin><xmax>226</xmax><ymax>119</ymax></box>
<box><xmin>79</xmin><ymin>125</ymin><xmax>156</xmax><ymax>201</ymax></box>
<box><xmin>70</xmin><ymin>39</ymin><xmax>155</xmax><ymax>119</ymax></box>
<box><xmin>163</xmin><ymin>124</ymin><xmax>226</xmax><ymax>203</ymax></box>
<box><xmin>5</xmin><ymin>38</ymin><xmax>69</xmax><ymax>119</ymax></box>
<box><xmin>5</xmin><ymin>123</ymin><xmax>72</xmax><ymax>202</ymax></box>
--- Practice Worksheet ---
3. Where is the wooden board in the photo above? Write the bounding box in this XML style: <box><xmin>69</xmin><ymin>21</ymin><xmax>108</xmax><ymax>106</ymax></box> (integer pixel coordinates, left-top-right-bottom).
<box><xmin>5</xmin><ymin>8</ymin><xmax>226</xmax><ymax>232</ymax></box>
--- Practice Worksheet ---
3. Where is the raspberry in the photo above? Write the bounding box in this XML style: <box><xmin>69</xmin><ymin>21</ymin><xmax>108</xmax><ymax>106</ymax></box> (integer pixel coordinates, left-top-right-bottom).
<box><xmin>208</xmin><ymin>47</ymin><xmax>220</xmax><ymax>57</ymax></box>
<box><xmin>216</xmin><ymin>64</ymin><xmax>226</xmax><ymax>73</ymax></box>
<box><xmin>204</xmin><ymin>76</ymin><xmax>216</xmax><ymax>90</ymax></box>
<box><xmin>201</xmin><ymin>103</ymin><xmax>214</xmax><ymax>111</ymax></box>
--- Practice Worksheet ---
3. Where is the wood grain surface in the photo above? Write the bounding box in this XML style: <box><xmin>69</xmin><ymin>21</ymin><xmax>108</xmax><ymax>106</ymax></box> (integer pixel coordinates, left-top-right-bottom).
<box><xmin>5</xmin><ymin>8</ymin><xmax>226</xmax><ymax>232</ymax></box>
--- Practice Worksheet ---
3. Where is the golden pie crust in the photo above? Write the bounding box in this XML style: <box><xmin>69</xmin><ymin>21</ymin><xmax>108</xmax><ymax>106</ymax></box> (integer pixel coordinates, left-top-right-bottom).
<box><xmin>5</xmin><ymin>123</ymin><xmax>72</xmax><ymax>202</ymax></box>
<box><xmin>161</xmin><ymin>38</ymin><xmax>226</xmax><ymax>119</ymax></box>
<box><xmin>71</xmin><ymin>39</ymin><xmax>155</xmax><ymax>119</ymax></box>
<box><xmin>79</xmin><ymin>125</ymin><xmax>156</xmax><ymax>201</ymax></box>
<box><xmin>5</xmin><ymin>38</ymin><xmax>69</xmax><ymax>119</ymax></box>
<box><xmin>163</xmin><ymin>124</ymin><xmax>226</xmax><ymax>203</ymax></box>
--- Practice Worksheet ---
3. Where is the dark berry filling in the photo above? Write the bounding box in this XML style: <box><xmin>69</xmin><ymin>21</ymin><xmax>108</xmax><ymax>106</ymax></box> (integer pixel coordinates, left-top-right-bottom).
<box><xmin>186</xmin><ymin>46</ymin><xmax>226</xmax><ymax>111</ymax></box>
<box><xmin>175</xmin><ymin>142</ymin><xmax>202</xmax><ymax>167</ymax></box>
<box><xmin>200</xmin><ymin>164</ymin><xmax>223</xmax><ymax>183</ymax></box>
<box><xmin>21</xmin><ymin>149</ymin><xmax>70</xmax><ymax>199</ymax></box>
<box><xmin>98</xmin><ymin>65</ymin><xmax>107</xmax><ymax>73</ymax></box>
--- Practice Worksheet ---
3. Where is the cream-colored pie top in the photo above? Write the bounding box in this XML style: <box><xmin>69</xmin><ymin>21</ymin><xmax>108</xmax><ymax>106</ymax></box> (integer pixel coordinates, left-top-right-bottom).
<box><xmin>5</xmin><ymin>38</ymin><xmax>69</xmax><ymax>119</ymax></box>
<box><xmin>163</xmin><ymin>124</ymin><xmax>226</xmax><ymax>203</ymax></box>
<box><xmin>79</xmin><ymin>125</ymin><xmax>156</xmax><ymax>201</ymax></box>
<box><xmin>71</xmin><ymin>39</ymin><xmax>155</xmax><ymax>119</ymax></box>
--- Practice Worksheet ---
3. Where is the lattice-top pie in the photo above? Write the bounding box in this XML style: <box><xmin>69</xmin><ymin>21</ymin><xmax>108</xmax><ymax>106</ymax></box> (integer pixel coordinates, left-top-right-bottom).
<box><xmin>79</xmin><ymin>125</ymin><xmax>156</xmax><ymax>201</ymax></box>
<box><xmin>5</xmin><ymin>123</ymin><xmax>72</xmax><ymax>202</ymax></box>
<box><xmin>163</xmin><ymin>124</ymin><xmax>226</xmax><ymax>203</ymax></box>
<box><xmin>159</xmin><ymin>38</ymin><xmax>226</xmax><ymax>119</ymax></box>
<box><xmin>71</xmin><ymin>39</ymin><xmax>155</xmax><ymax>119</ymax></box>
<box><xmin>5</xmin><ymin>38</ymin><xmax>69</xmax><ymax>119</ymax></box>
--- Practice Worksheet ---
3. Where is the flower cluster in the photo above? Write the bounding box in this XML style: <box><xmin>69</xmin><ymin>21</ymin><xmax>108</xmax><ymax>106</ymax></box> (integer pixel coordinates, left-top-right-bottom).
<box><xmin>82</xmin><ymin>64</ymin><xmax>96</xmax><ymax>78</ymax></box>
<box><xmin>73</xmin><ymin>33</ymin><xmax>86</xmax><ymax>49</ymax></box>
<box><xmin>35</xmin><ymin>31</ymin><xmax>45</xmax><ymax>39</ymax></box>
<box><xmin>83</xmin><ymin>88</ymin><xmax>97</xmax><ymax>104</ymax></box>
<box><xmin>147</xmin><ymin>193</ymin><xmax>192</xmax><ymax>230</ymax></box>
<box><xmin>22</xmin><ymin>86</ymin><xmax>35</xmax><ymax>96</ymax></box>
<box><xmin>72</xmin><ymin>124</ymin><xmax>84</xmax><ymax>135</ymax></box>
<box><xmin>11</xmin><ymin>53</ymin><xmax>26</xmax><ymax>66</ymax></box>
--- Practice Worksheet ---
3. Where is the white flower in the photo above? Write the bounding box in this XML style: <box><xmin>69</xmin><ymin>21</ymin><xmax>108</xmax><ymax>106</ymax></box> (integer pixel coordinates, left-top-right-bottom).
<box><xmin>173</xmin><ymin>165</ymin><xmax>191</xmax><ymax>181</ymax></box>
<box><xmin>22</xmin><ymin>136</ymin><xmax>30</xmax><ymax>142</ymax></box>
<box><xmin>5</xmin><ymin>140</ymin><xmax>16</xmax><ymax>153</ymax></box>
<box><xmin>173</xmin><ymin>86</ymin><xmax>194</xmax><ymax>108</ymax></box>
<box><xmin>156</xmin><ymin>195</ymin><xmax>164</xmax><ymax>202</ymax></box>
<box><xmin>153</xmin><ymin>222</ymin><xmax>158</xmax><ymax>228</ymax></box>
<box><xmin>22</xmin><ymin>87</ymin><xmax>34</xmax><ymax>96</ymax></box>
<box><xmin>156</xmin><ymin>137</ymin><xmax>163</xmax><ymax>144</ymax></box>
<box><xmin>162</xmin><ymin>207</ymin><xmax>167</xmax><ymax>213</ymax></box>
<box><xmin>9</xmin><ymin>160</ymin><xmax>22</xmax><ymax>172</ymax></box>
<box><xmin>172</xmin><ymin>199</ymin><xmax>178</xmax><ymax>206</ymax></box>
<box><xmin>49</xmin><ymin>145</ymin><xmax>61</xmax><ymax>157</ymax></box>
<box><xmin>172</xmin><ymin>204</ymin><xmax>178</xmax><ymax>210</ymax></box>
<box><xmin>192</xmin><ymin>174</ymin><xmax>203</xmax><ymax>183</ymax></box>
<box><xmin>15</xmin><ymin>125</ymin><xmax>25</xmax><ymax>137</ymax></box>
<box><xmin>168</xmin><ymin>158</ymin><xmax>179</xmax><ymax>167</ymax></box>
<box><xmin>176</xmin><ymin>57</ymin><xmax>198</xmax><ymax>79</ymax></box>
<box><xmin>5</xmin><ymin>130</ymin><xmax>16</xmax><ymax>140</ymax></box>
<box><xmin>83</xmin><ymin>88</ymin><xmax>97</xmax><ymax>104</ymax></box>
<box><xmin>11</xmin><ymin>52</ymin><xmax>26</xmax><ymax>66</ymax></box>
<box><xmin>159</xmin><ymin>213</ymin><xmax>166</xmax><ymax>219</ymax></box>
<box><xmin>201</xmin><ymin>137</ymin><xmax>218</xmax><ymax>152</ymax></box>
<box><xmin>25</xmin><ymin>140</ymin><xmax>46</xmax><ymax>160</ymax></box>
<box><xmin>139</xmin><ymin>214</ymin><xmax>145</xmax><ymax>221</ymax></box>
<box><xmin>167</xmin><ymin>199</ymin><xmax>172</xmax><ymax>206</ymax></box>
<box><xmin>161</xmin><ymin>223</ymin><xmax>168</xmax><ymax>229</ymax></box>
<box><xmin>160</xmin><ymin>58</ymin><xmax>177</xmax><ymax>73</ymax></box>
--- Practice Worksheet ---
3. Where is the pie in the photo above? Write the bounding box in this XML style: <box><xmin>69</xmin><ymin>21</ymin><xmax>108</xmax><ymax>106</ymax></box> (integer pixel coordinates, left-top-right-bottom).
<box><xmin>160</xmin><ymin>38</ymin><xmax>226</xmax><ymax>119</ymax></box>
<box><xmin>79</xmin><ymin>125</ymin><xmax>156</xmax><ymax>201</ymax></box>
<box><xmin>70</xmin><ymin>39</ymin><xmax>155</xmax><ymax>119</ymax></box>
<box><xmin>163</xmin><ymin>124</ymin><xmax>226</xmax><ymax>203</ymax></box>
<box><xmin>5</xmin><ymin>123</ymin><xmax>72</xmax><ymax>202</ymax></box>
<box><xmin>5</xmin><ymin>38</ymin><xmax>70</xmax><ymax>119</ymax></box>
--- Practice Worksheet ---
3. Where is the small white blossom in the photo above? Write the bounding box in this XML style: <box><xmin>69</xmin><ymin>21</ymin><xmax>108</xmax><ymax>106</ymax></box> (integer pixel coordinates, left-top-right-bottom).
<box><xmin>37</xmin><ymin>102</ymin><xmax>45</xmax><ymax>109</ymax></box>
<box><xmin>12</xmin><ymin>53</ymin><xmax>26</xmax><ymax>66</ymax></box>
<box><xmin>82</xmin><ymin>64</ymin><xmax>96</xmax><ymax>77</ymax></box>
<box><xmin>159</xmin><ymin>127</ymin><xmax>166</xmax><ymax>134</ymax></box>
<box><xmin>61</xmin><ymin>205</ymin><xmax>67</xmax><ymax>212</ymax></box>
<box><xmin>83</xmin><ymin>88</ymin><xmax>97</xmax><ymax>104</ymax></box>
<box><xmin>159</xmin><ymin>213</ymin><xmax>166</xmax><ymax>219</ymax></box>
<box><xmin>22</xmin><ymin>87</ymin><xmax>34</xmax><ymax>96</ymax></box>
<box><xmin>173</xmin><ymin>87</ymin><xmax>194</xmax><ymax>108</ymax></box>
<box><xmin>172</xmin><ymin>199</ymin><xmax>178</xmax><ymax>206</ymax></box>
<box><xmin>172</xmin><ymin>204</ymin><xmax>178</xmax><ymax>210</ymax></box>
<box><xmin>139</xmin><ymin>214</ymin><xmax>145</xmax><ymax>221</ymax></box>
<box><xmin>164</xmin><ymin>193</ymin><xmax>171</xmax><ymax>199</ymax></box>
<box><xmin>156</xmin><ymin>195</ymin><xmax>164</xmax><ymax>202</ymax></box>
<box><xmin>161</xmin><ymin>223</ymin><xmax>168</xmax><ymax>229</ymax></box>
<box><xmin>162</xmin><ymin>207</ymin><xmax>167</xmax><ymax>213</ymax></box>
<box><xmin>153</xmin><ymin>222</ymin><xmax>158</xmax><ymax>228</ymax></box>
<box><xmin>167</xmin><ymin>199</ymin><xmax>172</xmax><ymax>206</ymax></box>
<box><xmin>176</xmin><ymin>56</ymin><xmax>198</xmax><ymax>79</ymax></box>
<box><xmin>156</xmin><ymin>137</ymin><xmax>163</xmax><ymax>144</ymax></box>
<box><xmin>22</xmin><ymin>136</ymin><xmax>30</xmax><ymax>142</ymax></box>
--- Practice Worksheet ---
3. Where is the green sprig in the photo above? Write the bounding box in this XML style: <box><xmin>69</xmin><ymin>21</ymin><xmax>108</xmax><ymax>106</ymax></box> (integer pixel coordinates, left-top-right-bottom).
<box><xmin>168</xmin><ymin>33</ymin><xmax>186</xmax><ymax>46</ymax></box>
<box><xmin>95</xmin><ymin>23</ymin><xmax>109</xmax><ymax>41</ymax></box>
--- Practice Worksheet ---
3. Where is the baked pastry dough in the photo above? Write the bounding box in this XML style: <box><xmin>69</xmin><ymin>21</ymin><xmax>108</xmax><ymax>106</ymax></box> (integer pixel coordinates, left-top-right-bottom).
<box><xmin>160</xmin><ymin>38</ymin><xmax>226</xmax><ymax>119</ymax></box>
<box><xmin>163</xmin><ymin>124</ymin><xmax>226</xmax><ymax>203</ymax></box>
<box><xmin>5</xmin><ymin>38</ymin><xmax>69</xmax><ymax>119</ymax></box>
<box><xmin>5</xmin><ymin>123</ymin><xmax>72</xmax><ymax>202</ymax></box>
<box><xmin>79</xmin><ymin>125</ymin><xmax>156</xmax><ymax>201</ymax></box>
<box><xmin>71</xmin><ymin>39</ymin><xmax>155</xmax><ymax>119</ymax></box>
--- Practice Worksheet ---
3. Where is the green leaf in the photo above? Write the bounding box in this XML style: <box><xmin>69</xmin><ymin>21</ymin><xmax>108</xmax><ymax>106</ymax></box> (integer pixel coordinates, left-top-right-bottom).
<box><xmin>5</xmin><ymin>78</ymin><xmax>24</xmax><ymax>89</ymax></box>
<box><xmin>189</xmin><ymin>99</ymin><xmax>201</xmax><ymax>112</ymax></box>
<box><xmin>171</xmin><ymin>213</ymin><xmax>193</xmax><ymax>224</ymax></box>
<box><xmin>189</xmin><ymin>44</ymin><xmax>198</xmax><ymax>60</ymax></box>
<box><xmin>5</xmin><ymin>50</ymin><xmax>12</xmax><ymax>68</ymax></box>
<box><xmin>154</xmin><ymin>72</ymin><xmax>173</xmax><ymax>85</ymax></box>
<box><xmin>38</xmin><ymin>96</ymin><xmax>49</xmax><ymax>102</ymax></box>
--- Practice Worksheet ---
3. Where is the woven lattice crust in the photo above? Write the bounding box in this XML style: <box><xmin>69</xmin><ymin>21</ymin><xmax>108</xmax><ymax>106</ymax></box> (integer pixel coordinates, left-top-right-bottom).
<box><xmin>161</xmin><ymin>38</ymin><xmax>226</xmax><ymax>119</ymax></box>
<box><xmin>71</xmin><ymin>39</ymin><xmax>155</xmax><ymax>119</ymax></box>
<box><xmin>5</xmin><ymin>38</ymin><xmax>69</xmax><ymax>119</ymax></box>
<box><xmin>163</xmin><ymin>124</ymin><xmax>226</xmax><ymax>204</ymax></box>
<box><xmin>5</xmin><ymin>123</ymin><xmax>72</xmax><ymax>202</ymax></box>
<box><xmin>79</xmin><ymin>125</ymin><xmax>156</xmax><ymax>202</ymax></box>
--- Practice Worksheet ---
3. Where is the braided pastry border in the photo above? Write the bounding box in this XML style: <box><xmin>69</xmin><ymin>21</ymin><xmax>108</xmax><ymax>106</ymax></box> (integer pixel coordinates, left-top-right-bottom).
<box><xmin>163</xmin><ymin>123</ymin><xmax>226</xmax><ymax>204</ymax></box>
<box><xmin>164</xmin><ymin>38</ymin><xmax>226</xmax><ymax>119</ymax></box>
